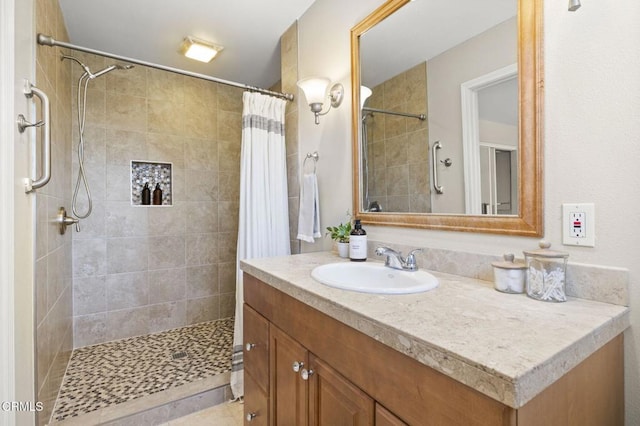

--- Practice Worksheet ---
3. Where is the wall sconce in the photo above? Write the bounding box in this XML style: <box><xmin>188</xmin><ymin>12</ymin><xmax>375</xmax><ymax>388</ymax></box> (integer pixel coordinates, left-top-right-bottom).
<box><xmin>179</xmin><ymin>36</ymin><xmax>224</xmax><ymax>63</ymax></box>
<box><xmin>297</xmin><ymin>77</ymin><xmax>344</xmax><ymax>124</ymax></box>
<box><xmin>568</xmin><ymin>0</ymin><xmax>581</xmax><ymax>11</ymax></box>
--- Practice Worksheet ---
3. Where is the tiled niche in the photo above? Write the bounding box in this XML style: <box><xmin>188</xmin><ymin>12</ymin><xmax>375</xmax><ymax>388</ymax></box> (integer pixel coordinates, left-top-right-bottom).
<box><xmin>131</xmin><ymin>161</ymin><xmax>173</xmax><ymax>206</ymax></box>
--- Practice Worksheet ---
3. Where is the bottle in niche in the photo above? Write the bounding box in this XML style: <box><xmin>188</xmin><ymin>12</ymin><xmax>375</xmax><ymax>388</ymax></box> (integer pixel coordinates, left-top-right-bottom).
<box><xmin>349</xmin><ymin>219</ymin><xmax>367</xmax><ymax>262</ymax></box>
<box><xmin>152</xmin><ymin>183</ymin><xmax>163</xmax><ymax>205</ymax></box>
<box><xmin>141</xmin><ymin>182</ymin><xmax>151</xmax><ymax>205</ymax></box>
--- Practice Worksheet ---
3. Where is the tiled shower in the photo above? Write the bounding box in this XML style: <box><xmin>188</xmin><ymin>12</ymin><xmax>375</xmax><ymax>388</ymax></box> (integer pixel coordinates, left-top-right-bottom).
<box><xmin>34</xmin><ymin>0</ymin><xmax>300</xmax><ymax>423</ymax></box>
<box><xmin>69</xmin><ymin>51</ymin><xmax>241</xmax><ymax>347</ymax></box>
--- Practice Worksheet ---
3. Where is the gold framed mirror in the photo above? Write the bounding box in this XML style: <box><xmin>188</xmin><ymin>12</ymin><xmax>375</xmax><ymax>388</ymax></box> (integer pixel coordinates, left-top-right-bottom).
<box><xmin>350</xmin><ymin>0</ymin><xmax>543</xmax><ymax>236</ymax></box>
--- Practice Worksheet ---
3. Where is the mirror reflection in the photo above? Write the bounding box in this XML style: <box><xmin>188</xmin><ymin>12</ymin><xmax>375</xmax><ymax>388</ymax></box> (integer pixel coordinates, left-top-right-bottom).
<box><xmin>359</xmin><ymin>0</ymin><xmax>518</xmax><ymax>216</ymax></box>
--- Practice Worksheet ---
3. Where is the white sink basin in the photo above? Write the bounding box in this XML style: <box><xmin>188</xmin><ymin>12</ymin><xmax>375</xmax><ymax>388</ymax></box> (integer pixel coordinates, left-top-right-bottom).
<box><xmin>311</xmin><ymin>262</ymin><xmax>438</xmax><ymax>294</ymax></box>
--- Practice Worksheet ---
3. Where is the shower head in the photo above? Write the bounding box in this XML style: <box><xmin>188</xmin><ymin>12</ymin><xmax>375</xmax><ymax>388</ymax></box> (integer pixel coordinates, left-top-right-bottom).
<box><xmin>90</xmin><ymin>63</ymin><xmax>134</xmax><ymax>79</ymax></box>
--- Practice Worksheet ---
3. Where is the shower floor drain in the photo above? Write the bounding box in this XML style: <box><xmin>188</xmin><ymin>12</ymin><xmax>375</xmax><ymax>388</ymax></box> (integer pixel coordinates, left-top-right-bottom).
<box><xmin>172</xmin><ymin>351</ymin><xmax>189</xmax><ymax>360</ymax></box>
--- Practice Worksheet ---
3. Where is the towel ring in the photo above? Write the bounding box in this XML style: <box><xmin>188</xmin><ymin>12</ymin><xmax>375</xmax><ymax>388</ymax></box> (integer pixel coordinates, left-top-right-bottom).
<box><xmin>303</xmin><ymin>151</ymin><xmax>319</xmax><ymax>174</ymax></box>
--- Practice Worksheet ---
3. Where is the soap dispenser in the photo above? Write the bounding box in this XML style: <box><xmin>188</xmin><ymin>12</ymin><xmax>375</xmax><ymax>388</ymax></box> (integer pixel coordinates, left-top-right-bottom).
<box><xmin>349</xmin><ymin>219</ymin><xmax>367</xmax><ymax>262</ymax></box>
<box><xmin>141</xmin><ymin>182</ymin><xmax>151</xmax><ymax>205</ymax></box>
<box><xmin>152</xmin><ymin>183</ymin><xmax>163</xmax><ymax>205</ymax></box>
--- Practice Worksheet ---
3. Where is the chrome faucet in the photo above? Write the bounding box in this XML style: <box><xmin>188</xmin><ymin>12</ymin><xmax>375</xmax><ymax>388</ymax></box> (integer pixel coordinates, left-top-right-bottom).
<box><xmin>375</xmin><ymin>247</ymin><xmax>423</xmax><ymax>271</ymax></box>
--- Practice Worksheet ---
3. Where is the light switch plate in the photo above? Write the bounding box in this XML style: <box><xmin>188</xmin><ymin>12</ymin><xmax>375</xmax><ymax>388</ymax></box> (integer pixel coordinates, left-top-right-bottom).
<box><xmin>562</xmin><ymin>203</ymin><xmax>595</xmax><ymax>247</ymax></box>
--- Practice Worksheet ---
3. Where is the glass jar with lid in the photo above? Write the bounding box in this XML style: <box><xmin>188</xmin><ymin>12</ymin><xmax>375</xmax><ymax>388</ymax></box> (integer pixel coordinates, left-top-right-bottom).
<box><xmin>491</xmin><ymin>253</ymin><xmax>527</xmax><ymax>294</ymax></box>
<box><xmin>523</xmin><ymin>241</ymin><xmax>569</xmax><ymax>302</ymax></box>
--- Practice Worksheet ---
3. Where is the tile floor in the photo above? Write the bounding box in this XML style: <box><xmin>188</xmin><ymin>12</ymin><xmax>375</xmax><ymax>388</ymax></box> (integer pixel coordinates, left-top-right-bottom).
<box><xmin>52</xmin><ymin>318</ymin><xmax>234</xmax><ymax>422</ymax></box>
<box><xmin>160</xmin><ymin>400</ymin><xmax>244</xmax><ymax>426</ymax></box>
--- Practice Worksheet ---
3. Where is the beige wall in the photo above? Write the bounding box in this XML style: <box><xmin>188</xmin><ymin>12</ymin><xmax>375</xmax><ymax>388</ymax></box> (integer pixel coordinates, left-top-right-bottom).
<box><xmin>427</xmin><ymin>17</ymin><xmax>516</xmax><ymax>213</ymax></box>
<box><xmin>34</xmin><ymin>0</ymin><xmax>73</xmax><ymax>424</ymax></box>
<box><xmin>297</xmin><ymin>0</ymin><xmax>640</xmax><ymax>424</ymax></box>
<box><xmin>70</xmin><ymin>53</ymin><xmax>241</xmax><ymax>347</ymax></box>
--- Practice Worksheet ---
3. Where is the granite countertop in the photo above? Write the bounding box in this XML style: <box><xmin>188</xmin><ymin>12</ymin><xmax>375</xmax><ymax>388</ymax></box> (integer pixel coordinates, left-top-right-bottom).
<box><xmin>240</xmin><ymin>251</ymin><xmax>630</xmax><ymax>409</ymax></box>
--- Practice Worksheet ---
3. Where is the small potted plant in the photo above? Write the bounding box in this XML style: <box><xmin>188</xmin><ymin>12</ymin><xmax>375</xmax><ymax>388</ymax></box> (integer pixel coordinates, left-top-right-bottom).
<box><xmin>326</xmin><ymin>221</ymin><xmax>352</xmax><ymax>258</ymax></box>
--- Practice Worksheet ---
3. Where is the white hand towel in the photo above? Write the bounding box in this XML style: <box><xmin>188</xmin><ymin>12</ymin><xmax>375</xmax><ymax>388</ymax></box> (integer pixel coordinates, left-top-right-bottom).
<box><xmin>297</xmin><ymin>173</ymin><xmax>321</xmax><ymax>243</ymax></box>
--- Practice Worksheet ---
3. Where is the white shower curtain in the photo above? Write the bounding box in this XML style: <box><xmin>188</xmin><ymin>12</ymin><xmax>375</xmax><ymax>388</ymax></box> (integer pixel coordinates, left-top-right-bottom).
<box><xmin>231</xmin><ymin>92</ymin><xmax>290</xmax><ymax>399</ymax></box>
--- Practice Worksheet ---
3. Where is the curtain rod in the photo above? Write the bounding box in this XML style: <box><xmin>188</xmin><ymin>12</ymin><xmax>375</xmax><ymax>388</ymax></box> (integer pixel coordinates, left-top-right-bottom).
<box><xmin>37</xmin><ymin>34</ymin><xmax>294</xmax><ymax>102</ymax></box>
<box><xmin>362</xmin><ymin>106</ymin><xmax>426</xmax><ymax>121</ymax></box>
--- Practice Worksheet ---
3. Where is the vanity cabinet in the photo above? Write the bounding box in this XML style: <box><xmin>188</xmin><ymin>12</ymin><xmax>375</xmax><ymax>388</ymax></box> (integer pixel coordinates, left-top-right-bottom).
<box><xmin>243</xmin><ymin>273</ymin><xmax>624</xmax><ymax>426</ymax></box>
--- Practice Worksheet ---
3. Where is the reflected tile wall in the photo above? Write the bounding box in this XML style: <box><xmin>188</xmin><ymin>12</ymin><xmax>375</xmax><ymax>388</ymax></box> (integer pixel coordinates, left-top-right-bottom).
<box><xmin>72</xmin><ymin>52</ymin><xmax>243</xmax><ymax>348</ymax></box>
<box><xmin>367</xmin><ymin>62</ymin><xmax>431</xmax><ymax>213</ymax></box>
<box><xmin>281</xmin><ymin>22</ymin><xmax>302</xmax><ymax>254</ymax></box>
<box><xmin>35</xmin><ymin>0</ymin><xmax>73</xmax><ymax>424</ymax></box>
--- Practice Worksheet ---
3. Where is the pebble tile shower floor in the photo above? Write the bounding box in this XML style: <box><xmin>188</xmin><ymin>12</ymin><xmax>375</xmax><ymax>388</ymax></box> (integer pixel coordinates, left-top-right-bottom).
<box><xmin>52</xmin><ymin>318</ymin><xmax>234</xmax><ymax>422</ymax></box>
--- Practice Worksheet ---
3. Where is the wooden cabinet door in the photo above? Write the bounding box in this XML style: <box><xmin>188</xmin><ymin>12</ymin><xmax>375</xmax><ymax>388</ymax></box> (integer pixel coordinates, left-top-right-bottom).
<box><xmin>270</xmin><ymin>324</ymin><xmax>308</xmax><ymax>426</ymax></box>
<box><xmin>308</xmin><ymin>354</ymin><xmax>374</xmax><ymax>426</ymax></box>
<box><xmin>375</xmin><ymin>404</ymin><xmax>408</xmax><ymax>426</ymax></box>
<box><xmin>245</xmin><ymin>371</ymin><xmax>269</xmax><ymax>426</ymax></box>
<box><xmin>244</xmin><ymin>304</ymin><xmax>270</xmax><ymax>393</ymax></box>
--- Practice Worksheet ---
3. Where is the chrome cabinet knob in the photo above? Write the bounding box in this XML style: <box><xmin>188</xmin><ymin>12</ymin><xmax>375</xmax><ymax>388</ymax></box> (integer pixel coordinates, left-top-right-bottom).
<box><xmin>292</xmin><ymin>361</ymin><xmax>304</xmax><ymax>372</ymax></box>
<box><xmin>246</xmin><ymin>412</ymin><xmax>257</xmax><ymax>421</ymax></box>
<box><xmin>300</xmin><ymin>368</ymin><xmax>314</xmax><ymax>380</ymax></box>
<box><xmin>245</xmin><ymin>343</ymin><xmax>256</xmax><ymax>351</ymax></box>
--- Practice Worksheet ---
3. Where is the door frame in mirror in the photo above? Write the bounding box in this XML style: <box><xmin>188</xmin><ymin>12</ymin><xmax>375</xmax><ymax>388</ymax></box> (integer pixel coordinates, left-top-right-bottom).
<box><xmin>350</xmin><ymin>0</ymin><xmax>543</xmax><ymax>236</ymax></box>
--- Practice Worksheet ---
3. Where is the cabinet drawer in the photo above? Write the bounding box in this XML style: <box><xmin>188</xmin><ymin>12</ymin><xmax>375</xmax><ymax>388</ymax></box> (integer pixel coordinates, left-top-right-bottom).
<box><xmin>244</xmin><ymin>371</ymin><xmax>269</xmax><ymax>426</ymax></box>
<box><xmin>244</xmin><ymin>304</ymin><xmax>269</xmax><ymax>392</ymax></box>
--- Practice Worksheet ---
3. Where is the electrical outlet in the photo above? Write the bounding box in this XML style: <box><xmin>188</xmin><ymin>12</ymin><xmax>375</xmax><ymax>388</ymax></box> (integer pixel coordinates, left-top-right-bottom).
<box><xmin>562</xmin><ymin>203</ymin><xmax>595</xmax><ymax>247</ymax></box>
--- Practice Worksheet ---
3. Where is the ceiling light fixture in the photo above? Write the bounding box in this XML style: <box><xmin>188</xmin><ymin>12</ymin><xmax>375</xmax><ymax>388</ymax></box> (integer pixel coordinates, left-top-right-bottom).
<box><xmin>297</xmin><ymin>77</ymin><xmax>344</xmax><ymax>125</ymax></box>
<box><xmin>179</xmin><ymin>36</ymin><xmax>224</xmax><ymax>63</ymax></box>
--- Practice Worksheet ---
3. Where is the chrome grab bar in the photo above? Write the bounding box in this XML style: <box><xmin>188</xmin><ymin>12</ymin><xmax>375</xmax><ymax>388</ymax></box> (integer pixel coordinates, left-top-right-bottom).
<box><xmin>432</xmin><ymin>141</ymin><xmax>444</xmax><ymax>194</ymax></box>
<box><xmin>21</xmin><ymin>80</ymin><xmax>51</xmax><ymax>193</ymax></box>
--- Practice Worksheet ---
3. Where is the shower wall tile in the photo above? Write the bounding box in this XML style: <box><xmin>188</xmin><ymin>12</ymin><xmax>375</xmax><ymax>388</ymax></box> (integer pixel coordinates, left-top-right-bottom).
<box><xmin>217</xmin><ymin>233</ymin><xmax>237</xmax><ymax>264</ymax></box>
<box><xmin>186</xmin><ymin>296</ymin><xmax>220</xmax><ymax>325</ymax></box>
<box><xmin>218</xmin><ymin>86</ymin><xmax>244</xmax><ymax>113</ymax></box>
<box><xmin>218</xmin><ymin>140</ymin><xmax>241</xmax><ymax>173</ymax></box>
<box><xmin>148</xmin><ymin>98</ymin><xmax>185</xmax><ymax>135</ymax></box>
<box><xmin>36</xmin><ymin>1</ymin><xmax>74</xmax><ymax>421</ymax></box>
<box><xmin>148</xmin><ymin>236</ymin><xmax>186</xmax><ymax>269</ymax></box>
<box><xmin>105</xmin><ymin>201</ymin><xmax>149</xmax><ymax>237</ymax></box>
<box><xmin>148</xmin><ymin>268</ymin><xmax>186</xmax><ymax>304</ymax></box>
<box><xmin>146</xmin><ymin>133</ymin><xmax>185</xmax><ymax>168</ymax></box>
<box><xmin>73</xmin><ymin>238</ymin><xmax>107</xmax><ymax>277</ymax></box>
<box><xmin>36</xmin><ymin>258</ymin><xmax>48</xmax><ymax>325</ymax></box>
<box><xmin>72</xmin><ymin>199</ymin><xmax>106</xmax><ymax>238</ymax></box>
<box><xmin>71</xmin><ymin>125</ymin><xmax>106</xmax><ymax>166</ymax></box>
<box><xmin>106</xmin><ymin>271</ymin><xmax>149</xmax><ymax>310</ymax></box>
<box><xmin>73</xmin><ymin>276</ymin><xmax>107</xmax><ymax>316</ymax></box>
<box><xmin>148</xmin><ymin>301</ymin><xmax>187</xmax><ymax>333</ymax></box>
<box><xmin>185</xmin><ymin>169</ymin><xmax>218</xmax><ymax>201</ymax></box>
<box><xmin>106</xmin><ymin>65</ymin><xmax>148</xmax><ymax>97</ymax></box>
<box><xmin>186</xmin><ymin>265</ymin><xmax>220</xmax><ymax>299</ymax></box>
<box><xmin>219</xmin><ymin>292</ymin><xmax>235</xmax><ymax>319</ymax></box>
<box><xmin>148</xmin><ymin>202</ymin><xmax>186</xmax><ymax>236</ymax></box>
<box><xmin>105</xmin><ymin>164</ymin><xmax>131</xmax><ymax>201</ymax></box>
<box><xmin>146</xmin><ymin>68</ymin><xmax>185</xmax><ymax>103</ymax></box>
<box><xmin>218</xmin><ymin>172</ymin><xmax>240</xmax><ymax>202</ymax></box>
<box><xmin>184</xmin><ymin>102</ymin><xmax>217</xmax><ymax>139</ymax></box>
<box><xmin>219</xmin><ymin>263</ymin><xmax>236</xmax><ymax>294</ymax></box>
<box><xmin>218</xmin><ymin>201</ymin><xmax>239</xmax><ymax>231</ymax></box>
<box><xmin>186</xmin><ymin>234</ymin><xmax>218</xmax><ymax>266</ymax></box>
<box><xmin>105</xmin><ymin>129</ymin><xmax>148</xmax><ymax>165</ymax></box>
<box><xmin>107</xmin><ymin>237</ymin><xmax>149</xmax><ymax>274</ymax></box>
<box><xmin>106</xmin><ymin>93</ymin><xmax>147</xmax><ymax>132</ymax></box>
<box><xmin>186</xmin><ymin>202</ymin><xmax>218</xmax><ymax>234</ymax></box>
<box><xmin>74</xmin><ymin>313</ymin><xmax>108</xmax><ymax>347</ymax></box>
<box><xmin>107</xmin><ymin>307</ymin><xmax>150</xmax><ymax>341</ymax></box>
<box><xmin>185</xmin><ymin>137</ymin><xmax>218</xmax><ymax>171</ymax></box>
<box><xmin>218</xmin><ymin>111</ymin><xmax>242</xmax><ymax>142</ymax></box>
